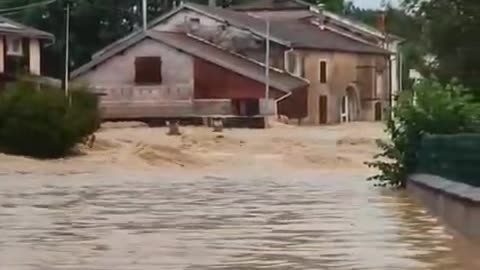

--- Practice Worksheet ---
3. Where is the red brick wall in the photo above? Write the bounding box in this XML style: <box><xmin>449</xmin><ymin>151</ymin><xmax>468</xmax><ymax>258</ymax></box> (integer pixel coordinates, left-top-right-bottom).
<box><xmin>194</xmin><ymin>58</ymin><xmax>308</xmax><ymax>119</ymax></box>
<box><xmin>193</xmin><ymin>58</ymin><xmax>283</xmax><ymax>99</ymax></box>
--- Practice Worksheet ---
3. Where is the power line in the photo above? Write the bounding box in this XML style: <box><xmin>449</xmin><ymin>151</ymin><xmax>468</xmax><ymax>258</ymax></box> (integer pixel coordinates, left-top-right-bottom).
<box><xmin>0</xmin><ymin>0</ymin><xmax>57</xmax><ymax>13</ymax></box>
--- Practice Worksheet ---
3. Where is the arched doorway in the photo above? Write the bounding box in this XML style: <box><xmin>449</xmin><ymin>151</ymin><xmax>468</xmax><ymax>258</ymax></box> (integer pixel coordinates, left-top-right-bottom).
<box><xmin>340</xmin><ymin>85</ymin><xmax>360</xmax><ymax>123</ymax></box>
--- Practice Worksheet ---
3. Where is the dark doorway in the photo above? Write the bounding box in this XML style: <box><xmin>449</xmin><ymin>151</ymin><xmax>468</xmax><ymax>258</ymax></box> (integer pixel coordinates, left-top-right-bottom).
<box><xmin>375</xmin><ymin>102</ymin><xmax>382</xmax><ymax>121</ymax></box>
<box><xmin>319</xmin><ymin>95</ymin><xmax>328</xmax><ymax>124</ymax></box>
<box><xmin>232</xmin><ymin>99</ymin><xmax>260</xmax><ymax>116</ymax></box>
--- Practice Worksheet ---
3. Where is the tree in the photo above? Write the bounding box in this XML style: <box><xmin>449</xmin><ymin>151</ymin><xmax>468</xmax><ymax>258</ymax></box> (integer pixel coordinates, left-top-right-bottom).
<box><xmin>402</xmin><ymin>0</ymin><xmax>480</xmax><ymax>97</ymax></box>
<box><xmin>344</xmin><ymin>4</ymin><xmax>426</xmax><ymax>90</ymax></box>
<box><xmin>0</xmin><ymin>0</ymin><xmax>251</xmax><ymax>79</ymax></box>
<box><xmin>304</xmin><ymin>0</ymin><xmax>345</xmax><ymax>13</ymax></box>
<box><xmin>366</xmin><ymin>79</ymin><xmax>480</xmax><ymax>187</ymax></box>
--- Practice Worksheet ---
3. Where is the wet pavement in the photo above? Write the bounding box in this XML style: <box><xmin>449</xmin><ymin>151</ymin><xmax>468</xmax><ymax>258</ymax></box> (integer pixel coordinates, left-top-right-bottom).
<box><xmin>0</xmin><ymin>171</ymin><xmax>479</xmax><ymax>269</ymax></box>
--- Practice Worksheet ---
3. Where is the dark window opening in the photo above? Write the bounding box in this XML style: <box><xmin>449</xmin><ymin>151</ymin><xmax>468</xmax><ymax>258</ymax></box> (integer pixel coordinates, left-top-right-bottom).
<box><xmin>135</xmin><ymin>56</ymin><xmax>162</xmax><ymax>84</ymax></box>
<box><xmin>375</xmin><ymin>102</ymin><xmax>382</xmax><ymax>121</ymax></box>
<box><xmin>319</xmin><ymin>95</ymin><xmax>328</xmax><ymax>124</ymax></box>
<box><xmin>300</xmin><ymin>55</ymin><xmax>305</xmax><ymax>78</ymax></box>
<box><xmin>232</xmin><ymin>99</ymin><xmax>260</xmax><ymax>116</ymax></box>
<box><xmin>189</xmin><ymin>18</ymin><xmax>200</xmax><ymax>23</ymax></box>
<box><xmin>319</xmin><ymin>60</ymin><xmax>327</xmax><ymax>83</ymax></box>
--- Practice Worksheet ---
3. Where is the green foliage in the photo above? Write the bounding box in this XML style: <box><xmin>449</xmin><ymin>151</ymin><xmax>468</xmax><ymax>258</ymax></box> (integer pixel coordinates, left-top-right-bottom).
<box><xmin>0</xmin><ymin>82</ymin><xmax>100</xmax><ymax>158</ymax></box>
<box><xmin>344</xmin><ymin>5</ymin><xmax>425</xmax><ymax>91</ymax></box>
<box><xmin>304</xmin><ymin>0</ymin><xmax>345</xmax><ymax>13</ymax></box>
<box><xmin>366</xmin><ymin>79</ymin><xmax>480</xmax><ymax>188</ymax></box>
<box><xmin>402</xmin><ymin>0</ymin><xmax>480</xmax><ymax>98</ymax></box>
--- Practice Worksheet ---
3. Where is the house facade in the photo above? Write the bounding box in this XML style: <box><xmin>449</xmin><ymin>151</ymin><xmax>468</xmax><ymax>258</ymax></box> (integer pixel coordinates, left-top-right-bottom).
<box><xmin>72</xmin><ymin>1</ymin><xmax>398</xmax><ymax>125</ymax></box>
<box><xmin>71</xmin><ymin>5</ymin><xmax>308</xmax><ymax>122</ymax></box>
<box><xmin>0</xmin><ymin>16</ymin><xmax>53</xmax><ymax>84</ymax></box>
<box><xmin>233</xmin><ymin>0</ymin><xmax>402</xmax><ymax>122</ymax></box>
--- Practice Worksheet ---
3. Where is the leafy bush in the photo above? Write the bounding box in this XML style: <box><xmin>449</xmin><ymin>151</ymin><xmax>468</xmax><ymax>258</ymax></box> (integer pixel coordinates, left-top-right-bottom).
<box><xmin>366</xmin><ymin>79</ymin><xmax>480</xmax><ymax>188</ymax></box>
<box><xmin>0</xmin><ymin>81</ymin><xmax>100</xmax><ymax>158</ymax></box>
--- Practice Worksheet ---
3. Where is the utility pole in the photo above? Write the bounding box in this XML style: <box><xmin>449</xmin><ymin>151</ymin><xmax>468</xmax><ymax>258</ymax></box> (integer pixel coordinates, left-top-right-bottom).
<box><xmin>142</xmin><ymin>0</ymin><xmax>147</xmax><ymax>31</ymax></box>
<box><xmin>64</xmin><ymin>0</ymin><xmax>71</xmax><ymax>98</ymax></box>
<box><xmin>264</xmin><ymin>16</ymin><xmax>270</xmax><ymax>128</ymax></box>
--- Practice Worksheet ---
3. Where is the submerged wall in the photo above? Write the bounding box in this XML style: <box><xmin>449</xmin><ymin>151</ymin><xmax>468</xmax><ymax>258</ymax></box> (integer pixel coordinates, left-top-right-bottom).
<box><xmin>407</xmin><ymin>174</ymin><xmax>480</xmax><ymax>242</ymax></box>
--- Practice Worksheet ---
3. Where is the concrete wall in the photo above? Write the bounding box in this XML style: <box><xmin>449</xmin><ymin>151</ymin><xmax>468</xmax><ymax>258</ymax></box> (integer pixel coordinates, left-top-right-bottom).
<box><xmin>76</xmin><ymin>38</ymin><xmax>194</xmax><ymax>100</ymax></box>
<box><xmin>100</xmin><ymin>99</ymin><xmax>234</xmax><ymax>119</ymax></box>
<box><xmin>408</xmin><ymin>174</ymin><xmax>480</xmax><ymax>242</ymax></box>
<box><xmin>300</xmin><ymin>50</ymin><xmax>389</xmax><ymax>124</ymax></box>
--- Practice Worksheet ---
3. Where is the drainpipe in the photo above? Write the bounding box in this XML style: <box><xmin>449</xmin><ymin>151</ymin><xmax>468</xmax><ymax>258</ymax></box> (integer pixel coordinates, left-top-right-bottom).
<box><xmin>388</xmin><ymin>56</ymin><xmax>393</xmax><ymax>120</ymax></box>
<box><xmin>264</xmin><ymin>15</ymin><xmax>271</xmax><ymax>127</ymax></box>
<box><xmin>64</xmin><ymin>1</ymin><xmax>70</xmax><ymax>99</ymax></box>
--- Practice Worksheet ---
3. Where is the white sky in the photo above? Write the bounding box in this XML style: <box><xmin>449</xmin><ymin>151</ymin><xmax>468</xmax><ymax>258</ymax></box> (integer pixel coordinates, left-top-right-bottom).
<box><xmin>351</xmin><ymin>0</ymin><xmax>400</xmax><ymax>9</ymax></box>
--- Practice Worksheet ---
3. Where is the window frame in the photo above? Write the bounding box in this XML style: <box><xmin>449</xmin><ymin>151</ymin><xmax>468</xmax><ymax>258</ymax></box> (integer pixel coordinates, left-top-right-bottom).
<box><xmin>6</xmin><ymin>37</ymin><xmax>23</xmax><ymax>56</ymax></box>
<box><xmin>134</xmin><ymin>56</ymin><xmax>162</xmax><ymax>84</ymax></box>
<box><xmin>318</xmin><ymin>59</ymin><xmax>328</xmax><ymax>83</ymax></box>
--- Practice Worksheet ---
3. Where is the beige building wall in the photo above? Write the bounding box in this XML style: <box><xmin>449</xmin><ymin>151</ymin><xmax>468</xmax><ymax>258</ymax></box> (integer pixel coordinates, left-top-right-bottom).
<box><xmin>76</xmin><ymin>38</ymin><xmax>194</xmax><ymax>100</ymax></box>
<box><xmin>299</xmin><ymin>50</ymin><xmax>389</xmax><ymax>124</ymax></box>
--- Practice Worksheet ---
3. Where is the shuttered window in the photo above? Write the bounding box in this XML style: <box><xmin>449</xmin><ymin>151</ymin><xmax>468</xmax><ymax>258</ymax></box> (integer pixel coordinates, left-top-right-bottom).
<box><xmin>135</xmin><ymin>57</ymin><xmax>162</xmax><ymax>84</ymax></box>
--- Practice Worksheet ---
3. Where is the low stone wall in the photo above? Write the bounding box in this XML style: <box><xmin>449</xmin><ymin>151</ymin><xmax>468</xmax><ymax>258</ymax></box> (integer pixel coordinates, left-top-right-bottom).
<box><xmin>407</xmin><ymin>174</ymin><xmax>480</xmax><ymax>241</ymax></box>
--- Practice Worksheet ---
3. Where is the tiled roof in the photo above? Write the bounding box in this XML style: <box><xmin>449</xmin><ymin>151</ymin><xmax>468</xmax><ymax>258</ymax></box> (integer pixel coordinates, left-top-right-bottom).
<box><xmin>187</xmin><ymin>3</ymin><xmax>390</xmax><ymax>54</ymax></box>
<box><xmin>232</xmin><ymin>0</ymin><xmax>310</xmax><ymax>11</ymax></box>
<box><xmin>71</xmin><ymin>31</ymin><xmax>308</xmax><ymax>93</ymax></box>
<box><xmin>149</xmin><ymin>32</ymin><xmax>308</xmax><ymax>92</ymax></box>
<box><xmin>0</xmin><ymin>16</ymin><xmax>53</xmax><ymax>40</ymax></box>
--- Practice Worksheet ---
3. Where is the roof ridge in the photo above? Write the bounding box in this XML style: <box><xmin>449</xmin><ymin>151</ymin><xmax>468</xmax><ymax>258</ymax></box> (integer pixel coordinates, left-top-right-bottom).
<box><xmin>0</xmin><ymin>14</ymin><xmax>53</xmax><ymax>40</ymax></box>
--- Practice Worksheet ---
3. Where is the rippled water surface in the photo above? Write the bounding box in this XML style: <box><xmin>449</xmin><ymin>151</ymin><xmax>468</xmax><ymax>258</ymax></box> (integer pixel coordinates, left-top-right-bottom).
<box><xmin>0</xmin><ymin>172</ymin><xmax>479</xmax><ymax>269</ymax></box>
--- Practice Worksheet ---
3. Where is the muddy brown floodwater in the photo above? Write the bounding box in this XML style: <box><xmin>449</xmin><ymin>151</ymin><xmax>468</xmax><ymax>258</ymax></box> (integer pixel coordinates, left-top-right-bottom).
<box><xmin>1</xmin><ymin>170</ymin><xmax>479</xmax><ymax>270</ymax></box>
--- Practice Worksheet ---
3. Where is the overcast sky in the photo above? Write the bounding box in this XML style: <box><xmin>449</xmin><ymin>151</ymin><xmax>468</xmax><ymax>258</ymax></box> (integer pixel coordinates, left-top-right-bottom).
<box><xmin>351</xmin><ymin>0</ymin><xmax>400</xmax><ymax>9</ymax></box>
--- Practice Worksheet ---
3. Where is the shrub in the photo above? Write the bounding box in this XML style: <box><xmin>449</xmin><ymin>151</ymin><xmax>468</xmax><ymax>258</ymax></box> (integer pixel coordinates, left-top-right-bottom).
<box><xmin>366</xmin><ymin>78</ymin><xmax>480</xmax><ymax>188</ymax></box>
<box><xmin>0</xmin><ymin>81</ymin><xmax>100</xmax><ymax>158</ymax></box>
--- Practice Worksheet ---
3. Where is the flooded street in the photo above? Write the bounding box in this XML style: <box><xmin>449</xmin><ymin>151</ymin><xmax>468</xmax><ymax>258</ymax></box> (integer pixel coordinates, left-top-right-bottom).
<box><xmin>1</xmin><ymin>171</ymin><xmax>479</xmax><ymax>269</ymax></box>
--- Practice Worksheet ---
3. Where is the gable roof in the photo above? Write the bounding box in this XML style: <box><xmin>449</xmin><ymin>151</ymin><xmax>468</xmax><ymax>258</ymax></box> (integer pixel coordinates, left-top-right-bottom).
<box><xmin>0</xmin><ymin>15</ymin><xmax>54</xmax><ymax>40</ymax></box>
<box><xmin>232</xmin><ymin>0</ymin><xmax>402</xmax><ymax>42</ymax></box>
<box><xmin>186</xmin><ymin>3</ymin><xmax>389</xmax><ymax>54</ymax></box>
<box><xmin>71</xmin><ymin>31</ymin><xmax>308</xmax><ymax>93</ymax></box>
<box><xmin>232</xmin><ymin>0</ymin><xmax>310</xmax><ymax>11</ymax></box>
<box><xmin>88</xmin><ymin>2</ymin><xmax>389</xmax><ymax>65</ymax></box>
<box><xmin>148</xmin><ymin>32</ymin><xmax>307</xmax><ymax>92</ymax></box>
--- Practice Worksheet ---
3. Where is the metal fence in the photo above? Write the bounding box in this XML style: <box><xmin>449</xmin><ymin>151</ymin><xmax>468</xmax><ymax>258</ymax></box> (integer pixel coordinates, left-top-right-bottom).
<box><xmin>416</xmin><ymin>133</ymin><xmax>480</xmax><ymax>187</ymax></box>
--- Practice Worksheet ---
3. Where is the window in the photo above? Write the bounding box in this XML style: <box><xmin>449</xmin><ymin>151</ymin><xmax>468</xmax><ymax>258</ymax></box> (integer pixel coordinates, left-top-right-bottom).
<box><xmin>189</xmin><ymin>17</ymin><xmax>200</xmax><ymax>31</ymax></box>
<box><xmin>7</xmin><ymin>37</ymin><xmax>22</xmax><ymax>56</ymax></box>
<box><xmin>319</xmin><ymin>60</ymin><xmax>327</xmax><ymax>83</ymax></box>
<box><xmin>298</xmin><ymin>55</ymin><xmax>305</xmax><ymax>78</ymax></box>
<box><xmin>376</xmin><ymin>72</ymin><xmax>383</xmax><ymax>98</ymax></box>
<box><xmin>284</xmin><ymin>52</ymin><xmax>305</xmax><ymax>77</ymax></box>
<box><xmin>134</xmin><ymin>57</ymin><xmax>162</xmax><ymax>84</ymax></box>
<box><xmin>284</xmin><ymin>51</ymin><xmax>296</xmax><ymax>74</ymax></box>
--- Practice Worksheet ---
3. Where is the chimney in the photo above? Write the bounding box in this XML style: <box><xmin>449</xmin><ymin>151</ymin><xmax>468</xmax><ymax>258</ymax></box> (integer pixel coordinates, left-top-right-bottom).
<box><xmin>209</xmin><ymin>0</ymin><xmax>216</xmax><ymax>7</ymax></box>
<box><xmin>377</xmin><ymin>11</ymin><xmax>386</xmax><ymax>34</ymax></box>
